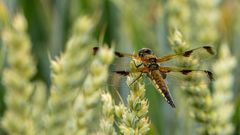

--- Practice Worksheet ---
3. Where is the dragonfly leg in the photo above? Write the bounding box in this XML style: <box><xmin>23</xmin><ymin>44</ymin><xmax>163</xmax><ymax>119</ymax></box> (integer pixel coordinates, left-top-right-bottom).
<box><xmin>133</xmin><ymin>60</ymin><xmax>143</xmax><ymax>68</ymax></box>
<box><xmin>129</xmin><ymin>72</ymin><xmax>143</xmax><ymax>86</ymax></box>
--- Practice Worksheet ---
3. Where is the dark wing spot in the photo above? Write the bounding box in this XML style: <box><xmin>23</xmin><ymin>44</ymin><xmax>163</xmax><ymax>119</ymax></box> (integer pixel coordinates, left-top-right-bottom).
<box><xmin>183</xmin><ymin>50</ymin><xmax>193</xmax><ymax>57</ymax></box>
<box><xmin>203</xmin><ymin>46</ymin><xmax>215</xmax><ymax>55</ymax></box>
<box><xmin>160</xmin><ymin>72</ymin><xmax>167</xmax><ymax>79</ymax></box>
<box><xmin>181</xmin><ymin>70</ymin><xmax>192</xmax><ymax>75</ymax></box>
<box><xmin>93</xmin><ymin>47</ymin><xmax>99</xmax><ymax>55</ymax></box>
<box><xmin>204</xmin><ymin>70</ymin><xmax>214</xmax><ymax>81</ymax></box>
<box><xmin>114</xmin><ymin>71</ymin><xmax>130</xmax><ymax>76</ymax></box>
<box><xmin>114</xmin><ymin>52</ymin><xmax>124</xmax><ymax>57</ymax></box>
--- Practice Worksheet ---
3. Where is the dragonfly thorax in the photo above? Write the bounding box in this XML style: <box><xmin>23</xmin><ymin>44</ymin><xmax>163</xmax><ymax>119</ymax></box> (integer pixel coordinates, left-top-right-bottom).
<box><xmin>148</xmin><ymin>63</ymin><xmax>159</xmax><ymax>70</ymax></box>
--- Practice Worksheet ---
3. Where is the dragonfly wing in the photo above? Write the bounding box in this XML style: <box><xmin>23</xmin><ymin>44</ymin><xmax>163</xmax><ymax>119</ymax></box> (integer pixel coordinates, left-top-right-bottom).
<box><xmin>157</xmin><ymin>46</ymin><xmax>215</xmax><ymax>63</ymax></box>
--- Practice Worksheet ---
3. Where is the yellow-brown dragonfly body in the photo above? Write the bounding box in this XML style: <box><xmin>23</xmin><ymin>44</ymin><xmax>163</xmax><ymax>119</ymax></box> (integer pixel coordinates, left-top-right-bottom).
<box><xmin>93</xmin><ymin>46</ymin><xmax>214</xmax><ymax>108</ymax></box>
<box><xmin>150</xmin><ymin>68</ymin><xmax>175</xmax><ymax>107</ymax></box>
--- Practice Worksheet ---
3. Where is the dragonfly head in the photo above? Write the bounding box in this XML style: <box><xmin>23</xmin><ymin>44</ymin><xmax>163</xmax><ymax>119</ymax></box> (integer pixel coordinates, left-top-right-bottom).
<box><xmin>138</xmin><ymin>48</ymin><xmax>153</xmax><ymax>58</ymax></box>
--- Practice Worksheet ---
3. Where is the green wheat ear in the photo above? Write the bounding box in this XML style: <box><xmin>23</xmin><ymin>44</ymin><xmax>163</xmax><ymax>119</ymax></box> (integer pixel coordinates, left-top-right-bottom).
<box><xmin>166</xmin><ymin>0</ymin><xmax>191</xmax><ymax>42</ymax></box>
<box><xmin>166</xmin><ymin>1</ymin><xmax>195</xmax><ymax>134</ymax></box>
<box><xmin>73</xmin><ymin>45</ymin><xmax>114</xmax><ymax>134</ymax></box>
<box><xmin>99</xmin><ymin>92</ymin><xmax>117</xmax><ymax>135</ymax></box>
<box><xmin>46</xmin><ymin>16</ymin><xmax>97</xmax><ymax>135</ymax></box>
<box><xmin>210</xmin><ymin>43</ymin><xmax>236</xmax><ymax>135</ymax></box>
<box><xmin>115</xmin><ymin>61</ymin><xmax>150</xmax><ymax>135</ymax></box>
<box><xmin>1</xmin><ymin>14</ymin><xmax>38</xmax><ymax>135</ymax></box>
<box><xmin>169</xmin><ymin>30</ymin><xmax>214</xmax><ymax>134</ymax></box>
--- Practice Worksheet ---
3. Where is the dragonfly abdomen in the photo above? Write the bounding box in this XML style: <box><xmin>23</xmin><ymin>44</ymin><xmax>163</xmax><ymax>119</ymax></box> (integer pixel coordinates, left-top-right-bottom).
<box><xmin>150</xmin><ymin>70</ymin><xmax>176</xmax><ymax>108</ymax></box>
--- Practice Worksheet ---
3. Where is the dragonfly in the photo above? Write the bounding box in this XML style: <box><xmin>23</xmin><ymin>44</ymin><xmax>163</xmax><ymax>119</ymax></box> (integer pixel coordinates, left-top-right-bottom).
<box><xmin>93</xmin><ymin>46</ymin><xmax>214</xmax><ymax>108</ymax></box>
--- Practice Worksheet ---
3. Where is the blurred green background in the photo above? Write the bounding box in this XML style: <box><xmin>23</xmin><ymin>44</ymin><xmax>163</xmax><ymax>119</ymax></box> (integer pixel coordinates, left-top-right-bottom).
<box><xmin>0</xmin><ymin>0</ymin><xmax>240</xmax><ymax>135</ymax></box>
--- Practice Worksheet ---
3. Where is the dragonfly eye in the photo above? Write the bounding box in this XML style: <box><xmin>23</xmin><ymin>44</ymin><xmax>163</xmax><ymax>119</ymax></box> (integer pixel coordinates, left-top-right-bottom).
<box><xmin>138</xmin><ymin>52</ymin><xmax>144</xmax><ymax>57</ymax></box>
<box><xmin>145</xmin><ymin>49</ymin><xmax>153</xmax><ymax>54</ymax></box>
<box><xmin>138</xmin><ymin>48</ymin><xmax>153</xmax><ymax>57</ymax></box>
